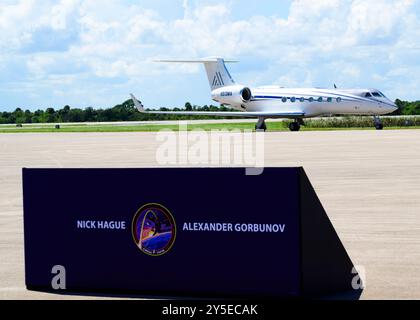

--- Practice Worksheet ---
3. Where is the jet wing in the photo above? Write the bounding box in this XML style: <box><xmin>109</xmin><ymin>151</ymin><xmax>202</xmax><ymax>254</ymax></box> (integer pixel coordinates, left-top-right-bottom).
<box><xmin>133</xmin><ymin>110</ymin><xmax>304</xmax><ymax>118</ymax></box>
<box><xmin>130</xmin><ymin>94</ymin><xmax>304</xmax><ymax>119</ymax></box>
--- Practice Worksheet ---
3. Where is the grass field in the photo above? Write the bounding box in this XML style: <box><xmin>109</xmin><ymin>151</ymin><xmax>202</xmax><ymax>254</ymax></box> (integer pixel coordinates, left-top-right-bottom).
<box><xmin>1</xmin><ymin>116</ymin><xmax>420</xmax><ymax>132</ymax></box>
<box><xmin>1</xmin><ymin>121</ymin><xmax>420</xmax><ymax>133</ymax></box>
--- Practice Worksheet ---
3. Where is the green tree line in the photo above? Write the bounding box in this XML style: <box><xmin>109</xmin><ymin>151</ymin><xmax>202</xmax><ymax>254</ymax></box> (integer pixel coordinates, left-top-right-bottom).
<box><xmin>394</xmin><ymin>99</ymin><xmax>420</xmax><ymax>115</ymax></box>
<box><xmin>0</xmin><ymin>99</ymin><xmax>418</xmax><ymax>124</ymax></box>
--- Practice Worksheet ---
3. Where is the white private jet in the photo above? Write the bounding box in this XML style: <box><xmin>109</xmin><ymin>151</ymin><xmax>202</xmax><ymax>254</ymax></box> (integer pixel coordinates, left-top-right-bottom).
<box><xmin>130</xmin><ymin>57</ymin><xmax>397</xmax><ymax>131</ymax></box>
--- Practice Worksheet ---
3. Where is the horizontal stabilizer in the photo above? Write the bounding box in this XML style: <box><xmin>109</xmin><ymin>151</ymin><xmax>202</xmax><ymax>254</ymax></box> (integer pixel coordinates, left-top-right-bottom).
<box><xmin>155</xmin><ymin>58</ymin><xmax>238</xmax><ymax>63</ymax></box>
<box><xmin>156</xmin><ymin>57</ymin><xmax>237</xmax><ymax>90</ymax></box>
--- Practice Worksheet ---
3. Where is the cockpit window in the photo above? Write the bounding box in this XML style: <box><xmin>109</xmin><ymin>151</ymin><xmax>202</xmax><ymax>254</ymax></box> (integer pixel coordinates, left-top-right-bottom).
<box><xmin>365</xmin><ymin>92</ymin><xmax>372</xmax><ymax>97</ymax></box>
<box><xmin>372</xmin><ymin>92</ymin><xmax>381</xmax><ymax>97</ymax></box>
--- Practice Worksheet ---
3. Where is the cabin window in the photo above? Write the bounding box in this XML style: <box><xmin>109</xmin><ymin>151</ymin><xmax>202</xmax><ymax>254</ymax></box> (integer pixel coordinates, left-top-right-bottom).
<box><xmin>327</xmin><ymin>97</ymin><xmax>332</xmax><ymax>102</ymax></box>
<box><xmin>282</xmin><ymin>97</ymin><xmax>287</xmax><ymax>102</ymax></box>
<box><xmin>309</xmin><ymin>97</ymin><xmax>314</xmax><ymax>102</ymax></box>
<box><xmin>300</xmin><ymin>97</ymin><xmax>305</xmax><ymax>102</ymax></box>
<box><xmin>336</xmin><ymin>97</ymin><xmax>342</xmax><ymax>103</ymax></box>
<box><xmin>290</xmin><ymin>97</ymin><xmax>296</xmax><ymax>102</ymax></box>
<box><xmin>318</xmin><ymin>97</ymin><xmax>323</xmax><ymax>102</ymax></box>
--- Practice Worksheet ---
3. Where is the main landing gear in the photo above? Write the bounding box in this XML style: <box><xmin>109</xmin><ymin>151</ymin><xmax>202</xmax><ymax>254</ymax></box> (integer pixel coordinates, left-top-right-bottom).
<box><xmin>373</xmin><ymin>116</ymin><xmax>384</xmax><ymax>130</ymax></box>
<box><xmin>255</xmin><ymin>117</ymin><xmax>267</xmax><ymax>131</ymax></box>
<box><xmin>254</xmin><ymin>118</ymin><xmax>304</xmax><ymax>132</ymax></box>
<box><xmin>288</xmin><ymin>119</ymin><xmax>304</xmax><ymax>132</ymax></box>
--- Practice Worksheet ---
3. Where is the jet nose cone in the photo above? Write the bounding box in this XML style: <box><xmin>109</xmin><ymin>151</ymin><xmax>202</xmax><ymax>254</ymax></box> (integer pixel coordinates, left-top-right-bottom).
<box><xmin>386</xmin><ymin>103</ymin><xmax>398</xmax><ymax>114</ymax></box>
<box><xmin>391</xmin><ymin>102</ymin><xmax>398</xmax><ymax>111</ymax></box>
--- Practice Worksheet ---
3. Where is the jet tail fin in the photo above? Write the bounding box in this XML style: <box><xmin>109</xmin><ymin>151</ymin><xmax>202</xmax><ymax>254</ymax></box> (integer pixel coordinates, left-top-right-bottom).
<box><xmin>156</xmin><ymin>57</ymin><xmax>237</xmax><ymax>90</ymax></box>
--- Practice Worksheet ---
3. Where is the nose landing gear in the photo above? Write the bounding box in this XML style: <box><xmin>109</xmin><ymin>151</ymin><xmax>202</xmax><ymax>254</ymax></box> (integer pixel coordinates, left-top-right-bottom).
<box><xmin>373</xmin><ymin>116</ymin><xmax>384</xmax><ymax>130</ymax></box>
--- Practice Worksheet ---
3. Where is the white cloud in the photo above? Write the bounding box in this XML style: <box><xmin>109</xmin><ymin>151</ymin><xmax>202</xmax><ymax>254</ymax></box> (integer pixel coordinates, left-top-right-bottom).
<box><xmin>0</xmin><ymin>0</ymin><xmax>419</xmax><ymax>110</ymax></box>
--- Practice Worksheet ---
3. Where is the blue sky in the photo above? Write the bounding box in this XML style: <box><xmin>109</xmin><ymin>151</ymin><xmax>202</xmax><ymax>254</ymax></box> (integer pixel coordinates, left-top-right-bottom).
<box><xmin>0</xmin><ymin>0</ymin><xmax>419</xmax><ymax>111</ymax></box>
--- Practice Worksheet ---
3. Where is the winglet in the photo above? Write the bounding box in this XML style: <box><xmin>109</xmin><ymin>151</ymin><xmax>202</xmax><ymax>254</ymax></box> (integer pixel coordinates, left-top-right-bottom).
<box><xmin>130</xmin><ymin>94</ymin><xmax>144</xmax><ymax>112</ymax></box>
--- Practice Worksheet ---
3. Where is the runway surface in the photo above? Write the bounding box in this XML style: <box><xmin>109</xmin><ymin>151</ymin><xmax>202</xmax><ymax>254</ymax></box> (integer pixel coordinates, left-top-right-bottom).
<box><xmin>1</xmin><ymin>130</ymin><xmax>420</xmax><ymax>299</ymax></box>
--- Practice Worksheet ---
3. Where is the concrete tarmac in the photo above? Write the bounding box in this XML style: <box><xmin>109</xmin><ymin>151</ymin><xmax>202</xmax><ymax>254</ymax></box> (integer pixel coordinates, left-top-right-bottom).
<box><xmin>1</xmin><ymin>130</ymin><xmax>420</xmax><ymax>299</ymax></box>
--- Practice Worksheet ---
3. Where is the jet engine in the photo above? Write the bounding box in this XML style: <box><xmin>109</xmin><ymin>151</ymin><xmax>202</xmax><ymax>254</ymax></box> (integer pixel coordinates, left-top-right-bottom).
<box><xmin>211</xmin><ymin>85</ymin><xmax>252</xmax><ymax>106</ymax></box>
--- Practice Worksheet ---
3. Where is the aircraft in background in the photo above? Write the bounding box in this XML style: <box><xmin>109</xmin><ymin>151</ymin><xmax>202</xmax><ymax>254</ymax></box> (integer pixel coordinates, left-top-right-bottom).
<box><xmin>131</xmin><ymin>57</ymin><xmax>397</xmax><ymax>131</ymax></box>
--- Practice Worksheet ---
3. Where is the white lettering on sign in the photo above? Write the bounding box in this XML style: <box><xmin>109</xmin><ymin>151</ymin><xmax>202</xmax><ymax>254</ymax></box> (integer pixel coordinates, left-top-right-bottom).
<box><xmin>182</xmin><ymin>222</ymin><xmax>285</xmax><ymax>233</ymax></box>
<box><xmin>76</xmin><ymin>220</ymin><xmax>126</xmax><ymax>230</ymax></box>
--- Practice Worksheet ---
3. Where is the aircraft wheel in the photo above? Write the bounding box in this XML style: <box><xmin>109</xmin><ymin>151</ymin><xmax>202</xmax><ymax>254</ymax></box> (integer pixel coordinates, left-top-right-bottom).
<box><xmin>255</xmin><ymin>122</ymin><xmax>267</xmax><ymax>132</ymax></box>
<box><xmin>261</xmin><ymin>122</ymin><xmax>267</xmax><ymax>131</ymax></box>
<box><xmin>373</xmin><ymin>116</ymin><xmax>383</xmax><ymax>130</ymax></box>
<box><xmin>289</xmin><ymin>122</ymin><xmax>301</xmax><ymax>132</ymax></box>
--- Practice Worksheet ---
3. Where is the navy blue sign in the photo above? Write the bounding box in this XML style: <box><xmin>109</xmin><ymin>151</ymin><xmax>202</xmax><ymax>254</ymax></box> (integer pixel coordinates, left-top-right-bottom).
<box><xmin>23</xmin><ymin>168</ymin><xmax>301</xmax><ymax>297</ymax></box>
<box><xmin>23</xmin><ymin>167</ymin><xmax>358</xmax><ymax>297</ymax></box>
